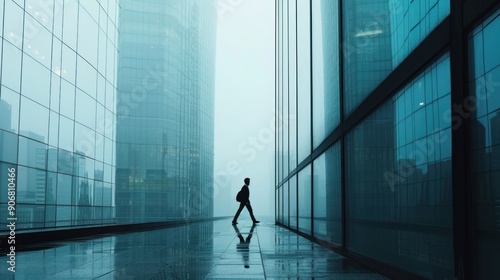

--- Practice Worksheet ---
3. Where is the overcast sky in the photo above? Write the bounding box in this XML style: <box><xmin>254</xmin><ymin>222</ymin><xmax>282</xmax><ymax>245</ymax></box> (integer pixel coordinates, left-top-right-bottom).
<box><xmin>213</xmin><ymin>0</ymin><xmax>275</xmax><ymax>218</ymax></box>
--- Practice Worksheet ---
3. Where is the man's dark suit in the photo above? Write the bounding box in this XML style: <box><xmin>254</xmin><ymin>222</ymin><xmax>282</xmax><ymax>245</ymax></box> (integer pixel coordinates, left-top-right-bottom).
<box><xmin>232</xmin><ymin>184</ymin><xmax>257</xmax><ymax>223</ymax></box>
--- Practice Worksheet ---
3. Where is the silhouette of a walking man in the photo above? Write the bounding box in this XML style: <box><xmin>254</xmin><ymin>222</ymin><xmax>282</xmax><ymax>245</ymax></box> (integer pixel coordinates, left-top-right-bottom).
<box><xmin>232</xmin><ymin>178</ymin><xmax>260</xmax><ymax>225</ymax></box>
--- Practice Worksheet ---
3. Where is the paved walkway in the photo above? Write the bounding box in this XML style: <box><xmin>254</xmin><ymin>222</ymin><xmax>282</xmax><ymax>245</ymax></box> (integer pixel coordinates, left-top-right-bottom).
<box><xmin>0</xmin><ymin>218</ymin><xmax>388</xmax><ymax>279</ymax></box>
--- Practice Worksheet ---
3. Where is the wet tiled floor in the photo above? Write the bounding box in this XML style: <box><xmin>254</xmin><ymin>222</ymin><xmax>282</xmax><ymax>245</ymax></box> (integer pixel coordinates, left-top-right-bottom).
<box><xmin>0</xmin><ymin>218</ymin><xmax>388</xmax><ymax>279</ymax></box>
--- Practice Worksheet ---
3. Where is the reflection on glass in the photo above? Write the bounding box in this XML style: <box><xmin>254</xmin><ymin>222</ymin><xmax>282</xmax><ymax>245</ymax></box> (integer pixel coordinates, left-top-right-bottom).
<box><xmin>313</xmin><ymin>142</ymin><xmax>341</xmax><ymax>245</ymax></box>
<box><xmin>289</xmin><ymin>0</ymin><xmax>298</xmax><ymax>171</ymax></box>
<box><xmin>297</xmin><ymin>0</ymin><xmax>311</xmax><ymax>163</ymax></box>
<box><xmin>343</xmin><ymin>0</ymin><xmax>450</xmax><ymax>116</ymax></box>
<box><xmin>0</xmin><ymin>0</ymin><xmax>118</xmax><ymax>232</ymax></box>
<box><xmin>298</xmin><ymin>164</ymin><xmax>311</xmax><ymax>234</ymax></box>
<box><xmin>115</xmin><ymin>0</ymin><xmax>217</xmax><ymax>223</ymax></box>
<box><xmin>345</xmin><ymin>54</ymin><xmax>453</xmax><ymax>278</ymax></box>
<box><xmin>468</xmin><ymin>10</ymin><xmax>500</xmax><ymax>279</ymax></box>
<box><xmin>289</xmin><ymin>175</ymin><xmax>297</xmax><ymax>230</ymax></box>
<box><xmin>312</xmin><ymin>0</ymin><xmax>340</xmax><ymax>148</ymax></box>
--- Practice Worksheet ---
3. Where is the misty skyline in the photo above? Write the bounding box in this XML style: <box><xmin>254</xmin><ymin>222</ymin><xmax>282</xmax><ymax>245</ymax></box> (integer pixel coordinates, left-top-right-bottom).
<box><xmin>214</xmin><ymin>0</ymin><xmax>275</xmax><ymax>217</ymax></box>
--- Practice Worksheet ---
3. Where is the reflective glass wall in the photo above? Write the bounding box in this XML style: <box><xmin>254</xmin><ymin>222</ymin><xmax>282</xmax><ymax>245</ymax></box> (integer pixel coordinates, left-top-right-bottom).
<box><xmin>468</xmin><ymin>10</ymin><xmax>500</xmax><ymax>279</ymax></box>
<box><xmin>0</xmin><ymin>0</ymin><xmax>217</xmax><ymax>234</ymax></box>
<box><xmin>0</xmin><ymin>0</ymin><xmax>119</xmax><ymax>229</ymax></box>
<box><xmin>276</xmin><ymin>0</ymin><xmax>500</xmax><ymax>278</ymax></box>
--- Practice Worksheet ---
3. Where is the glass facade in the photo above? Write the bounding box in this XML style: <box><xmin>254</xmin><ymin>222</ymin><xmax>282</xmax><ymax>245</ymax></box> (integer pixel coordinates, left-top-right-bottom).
<box><xmin>276</xmin><ymin>0</ymin><xmax>500</xmax><ymax>278</ymax></box>
<box><xmin>115</xmin><ymin>0</ymin><xmax>217</xmax><ymax>223</ymax></box>
<box><xmin>346</xmin><ymin>55</ymin><xmax>453</xmax><ymax>277</ymax></box>
<box><xmin>0</xmin><ymin>0</ymin><xmax>217</xmax><ymax>234</ymax></box>
<box><xmin>0</xmin><ymin>0</ymin><xmax>119</xmax><ymax>229</ymax></box>
<box><xmin>468</xmin><ymin>10</ymin><xmax>500</xmax><ymax>279</ymax></box>
<box><xmin>343</xmin><ymin>0</ymin><xmax>449</xmax><ymax>116</ymax></box>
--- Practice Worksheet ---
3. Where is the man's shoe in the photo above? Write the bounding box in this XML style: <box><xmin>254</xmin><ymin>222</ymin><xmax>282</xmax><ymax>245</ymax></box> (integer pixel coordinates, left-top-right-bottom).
<box><xmin>253</xmin><ymin>220</ymin><xmax>260</xmax><ymax>224</ymax></box>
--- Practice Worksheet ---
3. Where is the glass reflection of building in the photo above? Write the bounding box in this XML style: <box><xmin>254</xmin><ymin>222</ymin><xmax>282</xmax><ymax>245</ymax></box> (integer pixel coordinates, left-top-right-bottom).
<box><xmin>0</xmin><ymin>0</ymin><xmax>119</xmax><ymax>230</ymax></box>
<box><xmin>276</xmin><ymin>0</ymin><xmax>500</xmax><ymax>279</ymax></box>
<box><xmin>115</xmin><ymin>0</ymin><xmax>217</xmax><ymax>223</ymax></box>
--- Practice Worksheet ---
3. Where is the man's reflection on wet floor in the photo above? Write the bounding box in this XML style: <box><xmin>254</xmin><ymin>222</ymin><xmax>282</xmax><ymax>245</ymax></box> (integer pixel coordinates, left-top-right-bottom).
<box><xmin>232</xmin><ymin>224</ymin><xmax>257</xmax><ymax>268</ymax></box>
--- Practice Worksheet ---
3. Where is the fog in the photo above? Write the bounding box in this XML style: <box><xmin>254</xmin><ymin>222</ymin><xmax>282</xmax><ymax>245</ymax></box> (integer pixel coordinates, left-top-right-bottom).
<box><xmin>214</xmin><ymin>0</ymin><xmax>275</xmax><ymax>218</ymax></box>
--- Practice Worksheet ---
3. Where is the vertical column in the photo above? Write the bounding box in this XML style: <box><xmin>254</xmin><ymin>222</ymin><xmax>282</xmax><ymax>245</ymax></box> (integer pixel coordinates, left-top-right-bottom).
<box><xmin>309</xmin><ymin>0</ymin><xmax>314</xmax><ymax>237</ymax></box>
<box><xmin>338</xmin><ymin>0</ymin><xmax>346</xmax><ymax>250</ymax></box>
<box><xmin>450</xmin><ymin>0</ymin><xmax>469</xmax><ymax>279</ymax></box>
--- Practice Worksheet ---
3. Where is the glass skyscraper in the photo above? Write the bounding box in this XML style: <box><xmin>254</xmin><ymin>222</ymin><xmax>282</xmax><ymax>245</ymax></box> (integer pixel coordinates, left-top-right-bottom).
<box><xmin>0</xmin><ymin>0</ymin><xmax>216</xmax><ymax>233</ymax></box>
<box><xmin>0</xmin><ymin>0</ymin><xmax>119</xmax><ymax>229</ymax></box>
<box><xmin>115</xmin><ymin>0</ymin><xmax>217</xmax><ymax>223</ymax></box>
<box><xmin>276</xmin><ymin>0</ymin><xmax>500</xmax><ymax>279</ymax></box>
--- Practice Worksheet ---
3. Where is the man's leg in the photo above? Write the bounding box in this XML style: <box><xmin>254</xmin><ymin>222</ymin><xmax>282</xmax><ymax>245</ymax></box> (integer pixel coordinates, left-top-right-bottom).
<box><xmin>232</xmin><ymin>203</ymin><xmax>245</xmax><ymax>224</ymax></box>
<box><xmin>245</xmin><ymin>203</ymin><xmax>259</xmax><ymax>223</ymax></box>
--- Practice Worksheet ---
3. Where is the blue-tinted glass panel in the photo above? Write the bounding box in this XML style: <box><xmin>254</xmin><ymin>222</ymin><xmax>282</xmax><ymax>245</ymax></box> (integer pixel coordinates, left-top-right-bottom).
<box><xmin>18</xmin><ymin>136</ymin><xmax>47</xmax><ymax>169</ymax></box>
<box><xmin>0</xmin><ymin>130</ymin><xmax>18</xmax><ymax>164</ymax></box>
<box><xmin>56</xmin><ymin>173</ymin><xmax>72</xmax><ymax>205</ymax></box>
<box><xmin>3</xmin><ymin>0</ymin><xmax>24</xmax><ymax>48</ymax></box>
<box><xmin>25</xmin><ymin>0</ymin><xmax>54</xmax><ymax>32</ymax></box>
<box><xmin>312</xmin><ymin>0</ymin><xmax>340</xmax><ymax>148</ymax></box>
<box><xmin>313</xmin><ymin>142</ymin><xmax>342</xmax><ymax>245</ymax></box>
<box><xmin>298</xmin><ymin>164</ymin><xmax>311</xmax><ymax>234</ymax></box>
<box><xmin>2</xmin><ymin>42</ymin><xmax>22</xmax><ymax>92</ymax></box>
<box><xmin>468</xmin><ymin>10</ymin><xmax>500</xmax><ymax>279</ymax></box>
<box><xmin>283</xmin><ymin>180</ymin><xmax>289</xmax><ymax>227</ymax></box>
<box><xmin>288</xmin><ymin>0</ymin><xmax>297</xmax><ymax>171</ymax></box>
<box><xmin>19</xmin><ymin>96</ymin><xmax>49</xmax><ymax>143</ymax></box>
<box><xmin>0</xmin><ymin>86</ymin><xmax>20</xmax><ymax>133</ymax></box>
<box><xmin>61</xmin><ymin>44</ymin><xmax>76</xmax><ymax>84</ymax></box>
<box><xmin>75</xmin><ymin>89</ymin><xmax>96</xmax><ymax>130</ymax></box>
<box><xmin>297</xmin><ymin>0</ymin><xmax>311</xmax><ymax>163</ymax></box>
<box><xmin>289</xmin><ymin>175</ymin><xmax>297</xmax><ymax>230</ymax></box>
<box><xmin>22</xmin><ymin>54</ymin><xmax>51</xmax><ymax>107</ymax></box>
<box><xmin>0</xmin><ymin>0</ymin><xmax>119</xmax><ymax>233</ymax></box>
<box><xmin>345</xmin><ymin>54</ymin><xmax>453</xmax><ymax>278</ymax></box>
<box><xmin>282</xmin><ymin>0</ymin><xmax>289</xmax><ymax>181</ymax></box>
<box><xmin>77</xmin><ymin>9</ymin><xmax>98</xmax><ymax>67</ymax></box>
<box><xmin>60</xmin><ymin>79</ymin><xmax>75</xmax><ymax>119</ymax></box>
<box><xmin>17</xmin><ymin>166</ymin><xmax>47</xmax><ymax>205</ymax></box>
<box><xmin>23</xmin><ymin>14</ymin><xmax>52</xmax><ymax>69</ymax></box>
<box><xmin>343</xmin><ymin>0</ymin><xmax>450</xmax><ymax>116</ymax></box>
<box><xmin>62</xmin><ymin>0</ymin><xmax>78</xmax><ymax>50</ymax></box>
<box><xmin>278</xmin><ymin>186</ymin><xmax>283</xmax><ymax>224</ymax></box>
<box><xmin>76</xmin><ymin>56</ymin><xmax>97</xmax><ymax>98</ymax></box>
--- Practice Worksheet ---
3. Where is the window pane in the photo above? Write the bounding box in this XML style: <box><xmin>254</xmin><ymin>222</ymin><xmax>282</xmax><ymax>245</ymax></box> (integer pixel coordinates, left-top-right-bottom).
<box><xmin>297</xmin><ymin>0</ymin><xmax>311</xmax><ymax>163</ymax></box>
<box><xmin>298</xmin><ymin>164</ymin><xmax>311</xmax><ymax>234</ymax></box>
<box><xmin>289</xmin><ymin>175</ymin><xmax>297</xmax><ymax>230</ymax></box>
<box><xmin>313</xmin><ymin>142</ymin><xmax>342</xmax><ymax>245</ymax></box>
<box><xmin>3</xmin><ymin>0</ymin><xmax>24</xmax><ymax>48</ymax></box>
<box><xmin>19</xmin><ymin>96</ymin><xmax>49</xmax><ymax>143</ymax></box>
<box><xmin>0</xmin><ymin>130</ymin><xmax>18</xmax><ymax>164</ymax></box>
<box><xmin>57</xmin><ymin>173</ymin><xmax>72</xmax><ymax>205</ymax></box>
<box><xmin>345</xmin><ymin>54</ymin><xmax>453</xmax><ymax>278</ymax></box>
<box><xmin>312</xmin><ymin>0</ymin><xmax>340</xmax><ymax>148</ymax></box>
<box><xmin>2</xmin><ymin>42</ymin><xmax>22</xmax><ymax>92</ymax></box>
<box><xmin>0</xmin><ymin>86</ymin><xmax>20</xmax><ymax>133</ymax></box>
<box><xmin>22</xmin><ymin>54</ymin><xmax>51</xmax><ymax>108</ymax></box>
<box><xmin>17</xmin><ymin>166</ymin><xmax>47</xmax><ymax>205</ymax></box>
<box><xmin>468</xmin><ymin>10</ymin><xmax>500</xmax><ymax>279</ymax></box>
<box><xmin>342</xmin><ymin>0</ymin><xmax>450</xmax><ymax>116</ymax></box>
<box><xmin>18</xmin><ymin>136</ymin><xmax>47</xmax><ymax>169</ymax></box>
<box><xmin>289</xmin><ymin>0</ymin><xmax>297</xmax><ymax>170</ymax></box>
